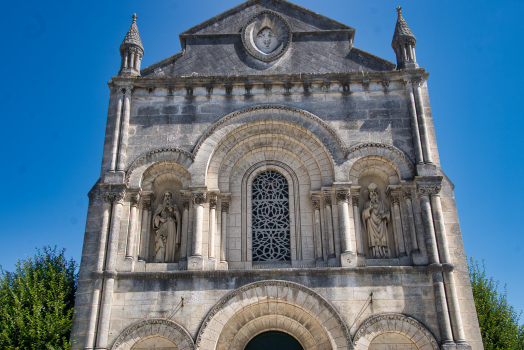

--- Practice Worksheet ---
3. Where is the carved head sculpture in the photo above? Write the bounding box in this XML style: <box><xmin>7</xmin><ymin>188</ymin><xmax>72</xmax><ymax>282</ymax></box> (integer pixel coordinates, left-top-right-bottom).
<box><xmin>368</xmin><ymin>183</ymin><xmax>379</xmax><ymax>203</ymax></box>
<box><xmin>163</xmin><ymin>191</ymin><xmax>173</xmax><ymax>206</ymax></box>
<box><xmin>255</xmin><ymin>27</ymin><xmax>277</xmax><ymax>53</ymax></box>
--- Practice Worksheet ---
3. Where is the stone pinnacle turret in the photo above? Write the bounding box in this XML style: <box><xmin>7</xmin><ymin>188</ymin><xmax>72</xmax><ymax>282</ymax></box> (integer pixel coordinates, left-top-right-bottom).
<box><xmin>391</xmin><ymin>7</ymin><xmax>418</xmax><ymax>69</ymax></box>
<box><xmin>118</xmin><ymin>14</ymin><xmax>144</xmax><ymax>77</ymax></box>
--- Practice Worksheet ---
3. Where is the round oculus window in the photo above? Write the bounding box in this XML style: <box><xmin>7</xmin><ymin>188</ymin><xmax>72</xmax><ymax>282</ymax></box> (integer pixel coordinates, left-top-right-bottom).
<box><xmin>241</xmin><ymin>10</ymin><xmax>292</xmax><ymax>62</ymax></box>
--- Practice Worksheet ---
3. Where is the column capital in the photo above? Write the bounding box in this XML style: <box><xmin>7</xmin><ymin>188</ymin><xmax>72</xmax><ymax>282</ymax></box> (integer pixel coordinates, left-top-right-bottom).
<box><xmin>418</xmin><ymin>184</ymin><xmax>441</xmax><ymax>197</ymax></box>
<box><xmin>219</xmin><ymin>192</ymin><xmax>231</xmax><ymax>201</ymax></box>
<box><xmin>129</xmin><ymin>190</ymin><xmax>141</xmax><ymax>207</ymax></box>
<box><xmin>181</xmin><ymin>191</ymin><xmax>191</xmax><ymax>210</ymax></box>
<box><xmin>191</xmin><ymin>191</ymin><xmax>207</xmax><ymax>205</ymax></box>
<box><xmin>208</xmin><ymin>192</ymin><xmax>218</xmax><ymax>210</ymax></box>
<box><xmin>221</xmin><ymin>202</ymin><xmax>229</xmax><ymax>213</ymax></box>
<box><xmin>99</xmin><ymin>184</ymin><xmax>127</xmax><ymax>204</ymax></box>
<box><xmin>335</xmin><ymin>189</ymin><xmax>350</xmax><ymax>204</ymax></box>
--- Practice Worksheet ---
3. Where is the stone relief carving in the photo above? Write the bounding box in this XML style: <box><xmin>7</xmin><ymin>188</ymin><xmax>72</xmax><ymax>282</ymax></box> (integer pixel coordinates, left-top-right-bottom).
<box><xmin>362</xmin><ymin>183</ymin><xmax>390</xmax><ymax>259</ymax></box>
<box><xmin>152</xmin><ymin>191</ymin><xmax>181</xmax><ymax>263</ymax></box>
<box><xmin>242</xmin><ymin>11</ymin><xmax>292</xmax><ymax>62</ymax></box>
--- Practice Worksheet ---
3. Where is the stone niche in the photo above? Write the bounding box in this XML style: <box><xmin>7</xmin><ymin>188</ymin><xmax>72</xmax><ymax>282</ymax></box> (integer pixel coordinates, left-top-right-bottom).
<box><xmin>369</xmin><ymin>333</ymin><xmax>418</xmax><ymax>350</ymax></box>
<box><xmin>147</xmin><ymin>174</ymin><xmax>184</xmax><ymax>264</ymax></box>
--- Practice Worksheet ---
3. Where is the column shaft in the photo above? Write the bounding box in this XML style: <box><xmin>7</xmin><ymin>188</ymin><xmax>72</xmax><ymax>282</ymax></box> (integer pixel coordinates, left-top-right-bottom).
<box><xmin>138</xmin><ymin>199</ymin><xmax>151</xmax><ymax>261</ymax></box>
<box><xmin>125</xmin><ymin>195</ymin><xmax>139</xmax><ymax>259</ymax></box>
<box><xmin>109</xmin><ymin>91</ymin><xmax>123</xmax><ymax>171</ymax></box>
<box><xmin>96</xmin><ymin>194</ymin><xmax>123</xmax><ymax>349</ymax></box>
<box><xmin>419</xmin><ymin>195</ymin><xmax>439</xmax><ymax>264</ymax></box>
<box><xmin>116</xmin><ymin>89</ymin><xmax>132</xmax><ymax>172</ymax></box>
<box><xmin>221</xmin><ymin>203</ymin><xmax>229</xmax><ymax>262</ymax></box>
<box><xmin>414</xmin><ymin>83</ymin><xmax>433</xmax><ymax>164</ymax></box>
<box><xmin>433</xmin><ymin>271</ymin><xmax>455</xmax><ymax>345</ymax></box>
<box><xmin>352</xmin><ymin>197</ymin><xmax>364</xmax><ymax>256</ymax></box>
<box><xmin>180</xmin><ymin>201</ymin><xmax>189</xmax><ymax>261</ymax></box>
<box><xmin>209</xmin><ymin>207</ymin><xmax>216</xmax><ymax>259</ymax></box>
<box><xmin>337</xmin><ymin>193</ymin><xmax>353</xmax><ymax>253</ymax></box>
<box><xmin>129</xmin><ymin>50</ymin><xmax>135</xmax><ymax>69</ymax></box>
<box><xmin>85</xmin><ymin>200</ymin><xmax>111</xmax><ymax>349</ymax></box>
<box><xmin>392</xmin><ymin>199</ymin><xmax>407</xmax><ymax>257</ymax></box>
<box><xmin>406</xmin><ymin>85</ymin><xmax>424</xmax><ymax>164</ymax></box>
<box><xmin>431</xmin><ymin>192</ymin><xmax>467</xmax><ymax>343</ymax></box>
<box><xmin>404</xmin><ymin>196</ymin><xmax>419</xmax><ymax>251</ymax></box>
<box><xmin>312</xmin><ymin>199</ymin><xmax>323</xmax><ymax>261</ymax></box>
<box><xmin>325</xmin><ymin>201</ymin><xmax>335</xmax><ymax>257</ymax></box>
<box><xmin>191</xmin><ymin>192</ymin><xmax>206</xmax><ymax>257</ymax></box>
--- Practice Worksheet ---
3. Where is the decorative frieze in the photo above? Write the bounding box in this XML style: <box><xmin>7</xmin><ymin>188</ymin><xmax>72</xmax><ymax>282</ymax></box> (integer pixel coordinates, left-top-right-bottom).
<box><xmin>417</xmin><ymin>184</ymin><xmax>441</xmax><ymax>196</ymax></box>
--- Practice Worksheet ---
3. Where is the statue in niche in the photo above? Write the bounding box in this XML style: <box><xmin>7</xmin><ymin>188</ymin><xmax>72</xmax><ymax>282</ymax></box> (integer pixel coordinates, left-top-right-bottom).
<box><xmin>152</xmin><ymin>191</ymin><xmax>181</xmax><ymax>263</ymax></box>
<box><xmin>362</xmin><ymin>183</ymin><xmax>391</xmax><ymax>259</ymax></box>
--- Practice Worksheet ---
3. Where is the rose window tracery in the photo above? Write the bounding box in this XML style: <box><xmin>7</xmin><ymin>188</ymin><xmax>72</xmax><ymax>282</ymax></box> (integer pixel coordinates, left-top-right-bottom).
<box><xmin>252</xmin><ymin>171</ymin><xmax>291</xmax><ymax>262</ymax></box>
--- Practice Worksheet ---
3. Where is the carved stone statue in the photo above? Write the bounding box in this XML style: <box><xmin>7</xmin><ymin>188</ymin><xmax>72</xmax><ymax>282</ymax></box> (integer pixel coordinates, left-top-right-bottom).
<box><xmin>362</xmin><ymin>183</ymin><xmax>390</xmax><ymax>259</ymax></box>
<box><xmin>152</xmin><ymin>191</ymin><xmax>181</xmax><ymax>263</ymax></box>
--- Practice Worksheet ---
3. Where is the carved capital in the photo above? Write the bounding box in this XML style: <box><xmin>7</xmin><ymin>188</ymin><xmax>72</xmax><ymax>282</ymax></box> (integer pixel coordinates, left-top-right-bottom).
<box><xmin>323</xmin><ymin>194</ymin><xmax>332</xmax><ymax>206</ymax></box>
<box><xmin>113</xmin><ymin>189</ymin><xmax>126</xmax><ymax>204</ymax></box>
<box><xmin>208</xmin><ymin>193</ymin><xmax>218</xmax><ymax>210</ymax></box>
<box><xmin>142</xmin><ymin>198</ymin><xmax>151</xmax><ymax>210</ymax></box>
<box><xmin>100</xmin><ymin>192</ymin><xmax>115</xmax><ymax>204</ymax></box>
<box><xmin>130</xmin><ymin>193</ymin><xmax>141</xmax><ymax>207</ymax></box>
<box><xmin>181</xmin><ymin>192</ymin><xmax>191</xmax><ymax>210</ymax></box>
<box><xmin>192</xmin><ymin>192</ymin><xmax>207</xmax><ymax>205</ymax></box>
<box><xmin>352</xmin><ymin>195</ymin><xmax>359</xmax><ymax>206</ymax></box>
<box><xmin>221</xmin><ymin>202</ymin><xmax>229</xmax><ymax>213</ymax></box>
<box><xmin>312</xmin><ymin>199</ymin><xmax>321</xmax><ymax>211</ymax></box>
<box><xmin>123</xmin><ymin>86</ymin><xmax>134</xmax><ymax>96</ymax></box>
<box><xmin>335</xmin><ymin>189</ymin><xmax>350</xmax><ymax>204</ymax></box>
<box><xmin>417</xmin><ymin>184</ymin><xmax>441</xmax><ymax>197</ymax></box>
<box><xmin>410</xmin><ymin>77</ymin><xmax>423</xmax><ymax>87</ymax></box>
<box><xmin>403</xmin><ymin>189</ymin><xmax>412</xmax><ymax>202</ymax></box>
<box><xmin>390</xmin><ymin>193</ymin><xmax>400</xmax><ymax>206</ymax></box>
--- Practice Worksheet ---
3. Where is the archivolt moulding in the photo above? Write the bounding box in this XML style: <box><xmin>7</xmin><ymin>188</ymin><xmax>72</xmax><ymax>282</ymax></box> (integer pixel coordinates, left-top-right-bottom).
<box><xmin>352</xmin><ymin>313</ymin><xmax>439</xmax><ymax>350</ymax></box>
<box><xmin>195</xmin><ymin>279</ymin><xmax>351</xmax><ymax>350</ymax></box>
<box><xmin>126</xmin><ymin>147</ymin><xmax>193</xmax><ymax>187</ymax></box>
<box><xmin>346</xmin><ymin>142</ymin><xmax>415</xmax><ymax>182</ymax></box>
<box><xmin>192</xmin><ymin>105</ymin><xmax>348</xmax><ymax>160</ymax></box>
<box><xmin>110</xmin><ymin>318</ymin><xmax>194</xmax><ymax>350</ymax></box>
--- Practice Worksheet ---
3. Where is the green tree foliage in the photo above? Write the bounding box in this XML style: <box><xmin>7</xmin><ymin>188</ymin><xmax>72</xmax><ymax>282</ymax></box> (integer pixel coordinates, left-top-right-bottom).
<box><xmin>0</xmin><ymin>246</ymin><xmax>78</xmax><ymax>350</ymax></box>
<box><xmin>469</xmin><ymin>258</ymin><xmax>524</xmax><ymax>349</ymax></box>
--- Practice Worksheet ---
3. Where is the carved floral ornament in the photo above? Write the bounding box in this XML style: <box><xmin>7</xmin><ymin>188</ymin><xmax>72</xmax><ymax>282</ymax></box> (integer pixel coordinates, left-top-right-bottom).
<box><xmin>336</xmin><ymin>189</ymin><xmax>350</xmax><ymax>204</ymax></box>
<box><xmin>100</xmin><ymin>189</ymin><xmax>126</xmax><ymax>204</ymax></box>
<box><xmin>417</xmin><ymin>184</ymin><xmax>441</xmax><ymax>196</ymax></box>
<box><xmin>242</xmin><ymin>10</ymin><xmax>292</xmax><ymax>62</ymax></box>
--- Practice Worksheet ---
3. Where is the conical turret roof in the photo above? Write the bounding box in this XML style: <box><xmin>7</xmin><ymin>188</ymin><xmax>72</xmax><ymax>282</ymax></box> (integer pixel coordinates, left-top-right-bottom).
<box><xmin>121</xmin><ymin>14</ymin><xmax>143</xmax><ymax>52</ymax></box>
<box><xmin>392</xmin><ymin>7</ymin><xmax>416</xmax><ymax>47</ymax></box>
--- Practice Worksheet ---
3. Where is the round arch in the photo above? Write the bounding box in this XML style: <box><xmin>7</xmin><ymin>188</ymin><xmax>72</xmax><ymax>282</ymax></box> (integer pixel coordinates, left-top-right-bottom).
<box><xmin>195</xmin><ymin>280</ymin><xmax>351</xmax><ymax>350</ymax></box>
<box><xmin>344</xmin><ymin>142</ymin><xmax>415</xmax><ymax>183</ymax></box>
<box><xmin>191</xmin><ymin>105</ymin><xmax>346</xmax><ymax>186</ymax></box>
<box><xmin>352</xmin><ymin>314</ymin><xmax>439</xmax><ymax>350</ymax></box>
<box><xmin>110</xmin><ymin>318</ymin><xmax>194</xmax><ymax>350</ymax></box>
<box><xmin>126</xmin><ymin>148</ymin><xmax>193</xmax><ymax>188</ymax></box>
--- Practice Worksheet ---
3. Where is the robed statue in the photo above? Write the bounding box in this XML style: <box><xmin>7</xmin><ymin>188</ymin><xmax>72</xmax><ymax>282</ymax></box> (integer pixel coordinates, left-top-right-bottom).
<box><xmin>153</xmin><ymin>191</ymin><xmax>181</xmax><ymax>263</ymax></box>
<box><xmin>361</xmin><ymin>183</ymin><xmax>390</xmax><ymax>259</ymax></box>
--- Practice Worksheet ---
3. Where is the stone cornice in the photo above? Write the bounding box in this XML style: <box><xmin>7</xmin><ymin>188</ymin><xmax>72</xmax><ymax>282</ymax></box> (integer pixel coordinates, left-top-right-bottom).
<box><xmin>90</xmin><ymin>264</ymin><xmax>453</xmax><ymax>280</ymax></box>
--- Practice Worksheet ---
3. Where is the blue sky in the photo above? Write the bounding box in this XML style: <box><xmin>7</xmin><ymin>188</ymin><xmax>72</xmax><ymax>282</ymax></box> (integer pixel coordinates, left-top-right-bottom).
<box><xmin>1</xmin><ymin>0</ymin><xmax>523</xmax><ymax>314</ymax></box>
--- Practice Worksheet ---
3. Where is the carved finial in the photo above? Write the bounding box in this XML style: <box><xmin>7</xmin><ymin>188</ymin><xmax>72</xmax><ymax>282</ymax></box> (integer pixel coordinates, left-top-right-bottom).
<box><xmin>132</xmin><ymin>13</ymin><xmax>138</xmax><ymax>23</ymax></box>
<box><xmin>396</xmin><ymin>7</ymin><xmax>402</xmax><ymax>16</ymax></box>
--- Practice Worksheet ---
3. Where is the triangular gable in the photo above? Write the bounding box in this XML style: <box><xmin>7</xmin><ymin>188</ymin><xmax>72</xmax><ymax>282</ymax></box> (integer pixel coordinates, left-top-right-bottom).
<box><xmin>180</xmin><ymin>0</ymin><xmax>353</xmax><ymax>37</ymax></box>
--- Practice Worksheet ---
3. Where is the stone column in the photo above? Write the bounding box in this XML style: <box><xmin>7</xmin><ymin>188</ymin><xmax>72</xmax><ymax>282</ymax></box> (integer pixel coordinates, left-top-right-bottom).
<box><xmin>129</xmin><ymin>49</ymin><xmax>135</xmax><ymax>69</ymax></box>
<box><xmin>350</xmin><ymin>187</ymin><xmax>364</xmax><ymax>257</ymax></box>
<box><xmin>430</xmin><ymin>185</ymin><xmax>468</xmax><ymax>346</ymax></box>
<box><xmin>109</xmin><ymin>88</ymin><xmax>124</xmax><ymax>171</ymax></box>
<box><xmin>125</xmin><ymin>191</ymin><xmax>140</xmax><ymax>260</ymax></box>
<box><xmin>403</xmin><ymin>189</ymin><xmax>419</xmax><ymax>252</ymax></box>
<box><xmin>323</xmin><ymin>192</ymin><xmax>336</xmax><ymax>258</ymax></box>
<box><xmin>336</xmin><ymin>188</ymin><xmax>357</xmax><ymax>267</ymax></box>
<box><xmin>311</xmin><ymin>194</ymin><xmax>323</xmax><ymax>262</ymax></box>
<box><xmin>188</xmin><ymin>191</ymin><xmax>206</xmax><ymax>270</ymax></box>
<box><xmin>134</xmin><ymin>52</ymin><xmax>141</xmax><ymax>71</ymax></box>
<box><xmin>96</xmin><ymin>187</ymin><xmax>125</xmax><ymax>349</ymax></box>
<box><xmin>84</xmin><ymin>193</ymin><xmax>112</xmax><ymax>350</ymax></box>
<box><xmin>138</xmin><ymin>196</ymin><xmax>152</xmax><ymax>261</ymax></box>
<box><xmin>418</xmin><ymin>184</ymin><xmax>454</xmax><ymax>348</ymax></box>
<box><xmin>208</xmin><ymin>192</ymin><xmax>218</xmax><ymax>261</ymax></box>
<box><xmin>413</xmin><ymin>78</ymin><xmax>433</xmax><ymax>164</ymax></box>
<box><xmin>220</xmin><ymin>202</ymin><xmax>229</xmax><ymax>262</ymax></box>
<box><xmin>389</xmin><ymin>190</ymin><xmax>407</xmax><ymax>258</ymax></box>
<box><xmin>180</xmin><ymin>192</ymin><xmax>191</xmax><ymax>262</ymax></box>
<box><xmin>116</xmin><ymin>87</ymin><xmax>132</xmax><ymax>172</ymax></box>
<box><xmin>405</xmin><ymin>80</ymin><xmax>424</xmax><ymax>165</ymax></box>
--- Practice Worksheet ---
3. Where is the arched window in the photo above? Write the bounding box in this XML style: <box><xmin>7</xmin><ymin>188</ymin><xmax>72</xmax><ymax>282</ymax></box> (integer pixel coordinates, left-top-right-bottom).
<box><xmin>251</xmin><ymin>171</ymin><xmax>291</xmax><ymax>262</ymax></box>
<box><xmin>245</xmin><ymin>331</ymin><xmax>303</xmax><ymax>350</ymax></box>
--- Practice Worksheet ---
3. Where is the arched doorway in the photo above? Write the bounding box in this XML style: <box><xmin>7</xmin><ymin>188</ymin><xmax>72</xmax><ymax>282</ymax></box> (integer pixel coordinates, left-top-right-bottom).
<box><xmin>245</xmin><ymin>331</ymin><xmax>303</xmax><ymax>350</ymax></box>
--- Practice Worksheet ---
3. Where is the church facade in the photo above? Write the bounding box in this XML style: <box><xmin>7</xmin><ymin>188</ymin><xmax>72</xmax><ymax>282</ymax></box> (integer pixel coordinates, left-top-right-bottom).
<box><xmin>71</xmin><ymin>1</ymin><xmax>483</xmax><ymax>349</ymax></box>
